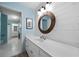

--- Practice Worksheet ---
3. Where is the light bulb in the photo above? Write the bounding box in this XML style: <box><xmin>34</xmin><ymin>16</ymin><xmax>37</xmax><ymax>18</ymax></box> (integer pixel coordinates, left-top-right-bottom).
<box><xmin>41</xmin><ymin>7</ymin><xmax>45</xmax><ymax>12</ymax></box>
<box><xmin>37</xmin><ymin>11</ymin><xmax>40</xmax><ymax>15</ymax></box>
<box><xmin>11</xmin><ymin>15</ymin><xmax>19</xmax><ymax>19</ymax></box>
<box><xmin>45</xmin><ymin>3</ymin><xmax>50</xmax><ymax>10</ymax></box>
<box><xmin>45</xmin><ymin>2</ymin><xmax>53</xmax><ymax>11</ymax></box>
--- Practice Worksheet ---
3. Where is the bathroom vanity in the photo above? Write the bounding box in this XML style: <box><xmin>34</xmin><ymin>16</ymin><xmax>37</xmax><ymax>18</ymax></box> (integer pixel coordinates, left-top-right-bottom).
<box><xmin>25</xmin><ymin>7</ymin><xmax>79</xmax><ymax>57</ymax></box>
<box><xmin>25</xmin><ymin>35</ymin><xmax>51</xmax><ymax>57</ymax></box>
<box><xmin>25</xmin><ymin>35</ymin><xmax>79</xmax><ymax>57</ymax></box>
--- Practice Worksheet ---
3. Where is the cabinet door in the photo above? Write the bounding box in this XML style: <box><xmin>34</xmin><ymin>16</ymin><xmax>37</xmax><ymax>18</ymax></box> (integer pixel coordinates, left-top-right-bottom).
<box><xmin>26</xmin><ymin>39</ymin><xmax>39</xmax><ymax>57</ymax></box>
<box><xmin>25</xmin><ymin>38</ymin><xmax>51</xmax><ymax>57</ymax></box>
<box><xmin>25</xmin><ymin>38</ymin><xmax>30</xmax><ymax>56</ymax></box>
<box><xmin>25</xmin><ymin>38</ymin><xmax>34</xmax><ymax>57</ymax></box>
<box><xmin>25</xmin><ymin>38</ymin><xmax>29</xmax><ymax>50</ymax></box>
<box><xmin>29</xmin><ymin>42</ymin><xmax>39</xmax><ymax>57</ymax></box>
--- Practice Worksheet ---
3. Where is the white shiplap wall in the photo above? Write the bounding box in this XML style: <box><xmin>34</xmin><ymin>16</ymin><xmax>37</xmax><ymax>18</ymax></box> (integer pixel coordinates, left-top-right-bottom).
<box><xmin>36</xmin><ymin>2</ymin><xmax>79</xmax><ymax>47</ymax></box>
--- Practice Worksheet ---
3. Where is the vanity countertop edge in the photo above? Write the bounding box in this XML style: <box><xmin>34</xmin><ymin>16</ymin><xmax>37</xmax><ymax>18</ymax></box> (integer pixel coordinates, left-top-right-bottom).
<box><xmin>25</xmin><ymin>35</ymin><xmax>79</xmax><ymax>57</ymax></box>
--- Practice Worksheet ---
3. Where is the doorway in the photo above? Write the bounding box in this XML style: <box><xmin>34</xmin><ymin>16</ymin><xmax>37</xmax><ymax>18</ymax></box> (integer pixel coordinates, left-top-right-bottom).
<box><xmin>0</xmin><ymin>6</ymin><xmax>23</xmax><ymax>57</ymax></box>
<box><xmin>0</xmin><ymin>6</ymin><xmax>22</xmax><ymax>42</ymax></box>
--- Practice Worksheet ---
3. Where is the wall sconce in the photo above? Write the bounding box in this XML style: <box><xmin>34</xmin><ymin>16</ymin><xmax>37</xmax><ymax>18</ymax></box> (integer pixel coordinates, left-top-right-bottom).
<box><xmin>37</xmin><ymin>6</ymin><xmax>45</xmax><ymax>15</ymax></box>
<box><xmin>45</xmin><ymin>2</ymin><xmax>50</xmax><ymax>10</ymax></box>
<box><xmin>37</xmin><ymin>2</ymin><xmax>52</xmax><ymax>15</ymax></box>
<box><xmin>37</xmin><ymin>9</ymin><xmax>41</xmax><ymax>15</ymax></box>
<box><xmin>41</xmin><ymin>6</ymin><xmax>46</xmax><ymax>13</ymax></box>
<box><xmin>45</xmin><ymin>2</ymin><xmax>52</xmax><ymax>11</ymax></box>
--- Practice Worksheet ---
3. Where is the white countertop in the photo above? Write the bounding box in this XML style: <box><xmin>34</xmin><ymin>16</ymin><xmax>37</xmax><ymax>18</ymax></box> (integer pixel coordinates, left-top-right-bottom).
<box><xmin>26</xmin><ymin>35</ymin><xmax>79</xmax><ymax>57</ymax></box>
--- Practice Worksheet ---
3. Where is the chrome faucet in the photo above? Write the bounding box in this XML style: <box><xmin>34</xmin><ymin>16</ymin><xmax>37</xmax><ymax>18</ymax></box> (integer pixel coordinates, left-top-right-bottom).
<box><xmin>40</xmin><ymin>35</ymin><xmax>47</xmax><ymax>40</ymax></box>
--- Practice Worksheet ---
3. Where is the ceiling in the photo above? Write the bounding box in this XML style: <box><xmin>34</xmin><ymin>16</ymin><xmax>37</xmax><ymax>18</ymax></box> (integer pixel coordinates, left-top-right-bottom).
<box><xmin>1</xmin><ymin>6</ymin><xmax>21</xmax><ymax>23</ymax></box>
<box><xmin>18</xmin><ymin>2</ymin><xmax>46</xmax><ymax>10</ymax></box>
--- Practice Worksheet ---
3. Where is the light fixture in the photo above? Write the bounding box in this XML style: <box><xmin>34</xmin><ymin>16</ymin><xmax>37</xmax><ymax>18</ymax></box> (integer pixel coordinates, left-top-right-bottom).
<box><xmin>42</xmin><ymin>6</ymin><xmax>45</xmax><ymax>9</ymax></box>
<box><xmin>45</xmin><ymin>2</ymin><xmax>50</xmax><ymax>10</ymax></box>
<box><xmin>37</xmin><ymin>9</ymin><xmax>41</xmax><ymax>15</ymax></box>
<box><xmin>41</xmin><ymin>6</ymin><xmax>45</xmax><ymax>12</ymax></box>
<box><xmin>45</xmin><ymin>2</ymin><xmax>53</xmax><ymax>11</ymax></box>
<box><xmin>10</xmin><ymin>15</ymin><xmax>19</xmax><ymax>19</ymax></box>
<box><xmin>37</xmin><ymin>2</ymin><xmax>53</xmax><ymax>15</ymax></box>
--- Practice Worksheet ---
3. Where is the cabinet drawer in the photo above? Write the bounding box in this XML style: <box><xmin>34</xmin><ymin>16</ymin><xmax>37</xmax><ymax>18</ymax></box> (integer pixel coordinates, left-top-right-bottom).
<box><xmin>26</xmin><ymin>39</ymin><xmax>39</xmax><ymax>57</ymax></box>
<box><xmin>25</xmin><ymin>38</ymin><xmax>52</xmax><ymax>57</ymax></box>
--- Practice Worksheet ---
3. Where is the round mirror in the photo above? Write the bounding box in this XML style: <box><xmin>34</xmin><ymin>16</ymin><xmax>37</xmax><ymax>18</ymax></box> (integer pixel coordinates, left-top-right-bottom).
<box><xmin>38</xmin><ymin>11</ymin><xmax>56</xmax><ymax>34</ymax></box>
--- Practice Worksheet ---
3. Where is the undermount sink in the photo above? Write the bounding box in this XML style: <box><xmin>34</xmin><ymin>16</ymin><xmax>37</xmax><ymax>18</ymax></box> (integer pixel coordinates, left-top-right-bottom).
<box><xmin>36</xmin><ymin>38</ymin><xmax>45</xmax><ymax>42</ymax></box>
<box><xmin>30</xmin><ymin>35</ymin><xmax>47</xmax><ymax>43</ymax></box>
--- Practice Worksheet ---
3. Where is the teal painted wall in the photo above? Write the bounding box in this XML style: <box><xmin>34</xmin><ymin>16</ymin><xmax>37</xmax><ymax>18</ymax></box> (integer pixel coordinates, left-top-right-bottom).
<box><xmin>0</xmin><ymin>13</ymin><xmax>7</xmax><ymax>44</ymax></box>
<box><xmin>0</xmin><ymin>13</ymin><xmax>1</xmax><ymax>43</ymax></box>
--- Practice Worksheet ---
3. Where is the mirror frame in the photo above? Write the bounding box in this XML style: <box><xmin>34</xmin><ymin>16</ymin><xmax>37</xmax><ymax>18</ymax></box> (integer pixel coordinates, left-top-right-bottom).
<box><xmin>38</xmin><ymin>11</ymin><xmax>56</xmax><ymax>34</ymax></box>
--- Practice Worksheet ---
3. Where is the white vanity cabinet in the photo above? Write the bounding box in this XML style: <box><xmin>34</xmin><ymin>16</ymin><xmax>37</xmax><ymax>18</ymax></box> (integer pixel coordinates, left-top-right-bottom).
<box><xmin>28</xmin><ymin>40</ymin><xmax>39</xmax><ymax>57</ymax></box>
<box><xmin>25</xmin><ymin>35</ymin><xmax>79</xmax><ymax>57</ymax></box>
<box><xmin>25</xmin><ymin>38</ymin><xmax>39</xmax><ymax>57</ymax></box>
<box><xmin>25</xmin><ymin>37</ymin><xmax>51</xmax><ymax>57</ymax></box>
<box><xmin>25</xmin><ymin>38</ymin><xmax>31</xmax><ymax>56</ymax></box>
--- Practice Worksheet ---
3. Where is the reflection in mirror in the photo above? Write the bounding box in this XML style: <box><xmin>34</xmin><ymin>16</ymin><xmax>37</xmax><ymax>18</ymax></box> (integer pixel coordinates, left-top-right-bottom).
<box><xmin>40</xmin><ymin>16</ymin><xmax>51</xmax><ymax>31</ymax></box>
<box><xmin>38</xmin><ymin>11</ymin><xmax>56</xmax><ymax>34</ymax></box>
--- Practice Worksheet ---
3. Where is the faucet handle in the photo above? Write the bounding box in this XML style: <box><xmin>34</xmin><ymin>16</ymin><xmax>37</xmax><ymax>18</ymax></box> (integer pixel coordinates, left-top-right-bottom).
<box><xmin>40</xmin><ymin>35</ymin><xmax>47</xmax><ymax>40</ymax></box>
<box><xmin>40</xmin><ymin>35</ymin><xmax>43</xmax><ymax>38</ymax></box>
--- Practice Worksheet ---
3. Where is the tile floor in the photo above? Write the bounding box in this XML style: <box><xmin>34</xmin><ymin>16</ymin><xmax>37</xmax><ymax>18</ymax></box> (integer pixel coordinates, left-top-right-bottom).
<box><xmin>0</xmin><ymin>37</ymin><xmax>23</xmax><ymax>57</ymax></box>
<box><xmin>13</xmin><ymin>51</ymin><xmax>28</xmax><ymax>57</ymax></box>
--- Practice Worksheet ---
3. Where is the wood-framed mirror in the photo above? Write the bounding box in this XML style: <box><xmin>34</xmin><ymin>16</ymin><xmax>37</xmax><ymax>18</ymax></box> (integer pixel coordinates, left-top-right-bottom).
<box><xmin>38</xmin><ymin>11</ymin><xmax>56</xmax><ymax>34</ymax></box>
